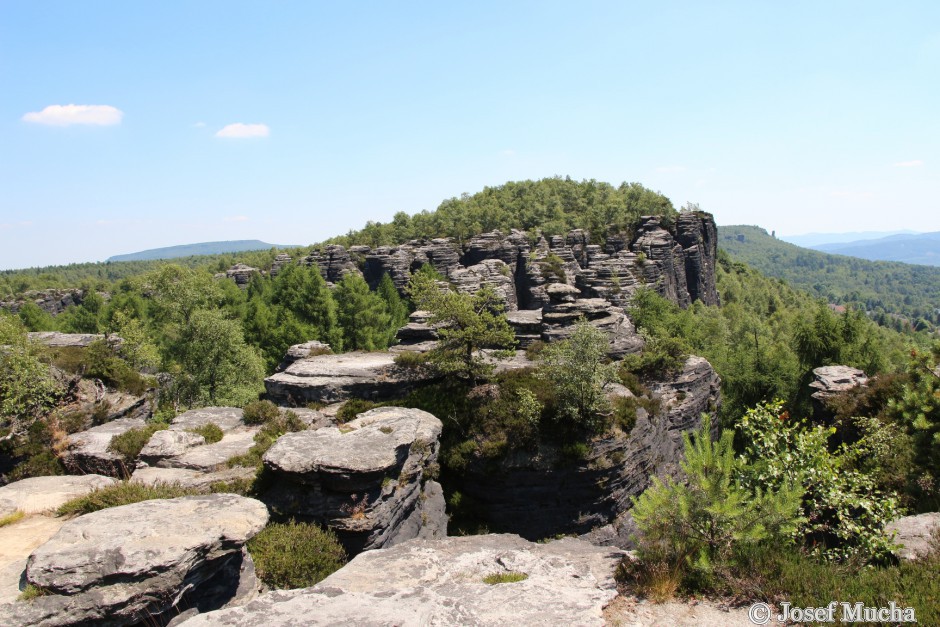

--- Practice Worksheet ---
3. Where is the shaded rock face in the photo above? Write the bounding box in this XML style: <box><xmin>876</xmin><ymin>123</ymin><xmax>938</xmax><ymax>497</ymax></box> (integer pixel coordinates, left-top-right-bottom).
<box><xmin>215</xmin><ymin>264</ymin><xmax>260</xmax><ymax>288</ymax></box>
<box><xmin>180</xmin><ymin>534</ymin><xmax>625</xmax><ymax>627</ymax></box>
<box><xmin>27</xmin><ymin>332</ymin><xmax>120</xmax><ymax>349</ymax></box>
<box><xmin>809</xmin><ymin>365</ymin><xmax>868</xmax><ymax>422</ymax></box>
<box><xmin>886</xmin><ymin>512</ymin><xmax>940</xmax><ymax>560</ymax></box>
<box><xmin>3</xmin><ymin>494</ymin><xmax>268</xmax><ymax>627</ymax></box>
<box><xmin>309</xmin><ymin>213</ymin><xmax>719</xmax><ymax>311</ymax></box>
<box><xmin>451</xmin><ymin>356</ymin><xmax>721</xmax><ymax>544</ymax></box>
<box><xmin>262</xmin><ymin>407</ymin><xmax>446</xmax><ymax>555</ymax></box>
<box><xmin>1</xmin><ymin>289</ymin><xmax>91</xmax><ymax>316</ymax></box>
<box><xmin>264</xmin><ymin>351</ymin><xmax>438</xmax><ymax>405</ymax></box>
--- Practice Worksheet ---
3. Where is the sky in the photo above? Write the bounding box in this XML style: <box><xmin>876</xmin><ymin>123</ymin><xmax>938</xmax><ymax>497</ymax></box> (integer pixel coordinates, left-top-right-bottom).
<box><xmin>1</xmin><ymin>1</ymin><xmax>938</xmax><ymax>270</ymax></box>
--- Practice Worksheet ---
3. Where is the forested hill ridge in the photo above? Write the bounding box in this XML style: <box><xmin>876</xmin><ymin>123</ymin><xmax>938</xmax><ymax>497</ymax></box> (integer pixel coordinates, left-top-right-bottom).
<box><xmin>810</xmin><ymin>231</ymin><xmax>940</xmax><ymax>266</ymax></box>
<box><xmin>107</xmin><ymin>240</ymin><xmax>295</xmax><ymax>263</ymax></box>
<box><xmin>718</xmin><ymin>225</ymin><xmax>940</xmax><ymax>333</ymax></box>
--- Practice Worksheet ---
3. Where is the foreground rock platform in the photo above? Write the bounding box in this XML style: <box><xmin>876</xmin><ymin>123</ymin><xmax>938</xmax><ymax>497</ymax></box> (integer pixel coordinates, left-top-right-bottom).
<box><xmin>0</xmin><ymin>475</ymin><xmax>116</xmax><ymax>517</ymax></box>
<box><xmin>3</xmin><ymin>494</ymin><xmax>269</xmax><ymax>627</ymax></box>
<box><xmin>181</xmin><ymin>534</ymin><xmax>626</xmax><ymax>627</ymax></box>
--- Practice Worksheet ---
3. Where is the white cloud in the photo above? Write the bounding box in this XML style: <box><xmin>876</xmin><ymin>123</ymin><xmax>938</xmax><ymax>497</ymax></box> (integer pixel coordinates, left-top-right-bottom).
<box><xmin>225</xmin><ymin>215</ymin><xmax>250</xmax><ymax>222</ymax></box>
<box><xmin>22</xmin><ymin>104</ymin><xmax>123</xmax><ymax>126</ymax></box>
<box><xmin>216</xmin><ymin>123</ymin><xmax>269</xmax><ymax>138</ymax></box>
<box><xmin>893</xmin><ymin>159</ymin><xmax>924</xmax><ymax>168</ymax></box>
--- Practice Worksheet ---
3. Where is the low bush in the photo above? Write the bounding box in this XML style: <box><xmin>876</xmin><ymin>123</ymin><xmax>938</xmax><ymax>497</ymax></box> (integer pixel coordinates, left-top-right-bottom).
<box><xmin>228</xmin><ymin>410</ymin><xmax>306</xmax><ymax>468</ymax></box>
<box><xmin>0</xmin><ymin>510</ymin><xmax>25</xmax><ymax>527</ymax></box>
<box><xmin>482</xmin><ymin>571</ymin><xmax>528</xmax><ymax>584</ymax></box>
<box><xmin>336</xmin><ymin>398</ymin><xmax>381</xmax><ymax>423</ymax></box>
<box><xmin>187</xmin><ymin>422</ymin><xmax>224</xmax><ymax>444</ymax></box>
<box><xmin>56</xmin><ymin>481</ymin><xmax>199</xmax><ymax>516</ymax></box>
<box><xmin>107</xmin><ymin>422</ymin><xmax>168</xmax><ymax>463</ymax></box>
<box><xmin>247</xmin><ymin>520</ymin><xmax>347</xmax><ymax>589</ymax></box>
<box><xmin>392</xmin><ymin>351</ymin><xmax>429</xmax><ymax>368</ymax></box>
<box><xmin>242</xmin><ymin>399</ymin><xmax>280</xmax><ymax>425</ymax></box>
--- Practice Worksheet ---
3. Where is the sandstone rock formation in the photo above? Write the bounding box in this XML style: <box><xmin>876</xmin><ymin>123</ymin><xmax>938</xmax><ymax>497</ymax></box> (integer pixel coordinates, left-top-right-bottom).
<box><xmin>452</xmin><ymin>356</ymin><xmax>721</xmax><ymax>544</ymax></box>
<box><xmin>26</xmin><ymin>332</ymin><xmax>120</xmax><ymax>349</ymax></box>
<box><xmin>180</xmin><ymin>534</ymin><xmax>625</xmax><ymax>627</ymax></box>
<box><xmin>809</xmin><ymin>365</ymin><xmax>868</xmax><ymax>421</ymax></box>
<box><xmin>0</xmin><ymin>475</ymin><xmax>116</xmax><ymax>518</ymax></box>
<box><xmin>215</xmin><ymin>264</ymin><xmax>260</xmax><ymax>288</ymax></box>
<box><xmin>3</xmin><ymin>494</ymin><xmax>268</xmax><ymax>627</ymax></box>
<box><xmin>262</xmin><ymin>407</ymin><xmax>446</xmax><ymax>554</ymax></box>
<box><xmin>1</xmin><ymin>289</ymin><xmax>92</xmax><ymax>316</ymax></box>
<box><xmin>265</xmin><ymin>351</ymin><xmax>438</xmax><ymax>405</ymax></box>
<box><xmin>61</xmin><ymin>417</ymin><xmax>148</xmax><ymax>478</ymax></box>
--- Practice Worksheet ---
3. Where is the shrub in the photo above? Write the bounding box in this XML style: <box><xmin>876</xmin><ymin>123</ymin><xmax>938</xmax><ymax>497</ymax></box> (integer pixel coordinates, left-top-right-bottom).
<box><xmin>611</xmin><ymin>396</ymin><xmax>638</xmax><ymax>434</ymax></box>
<box><xmin>187</xmin><ymin>422</ymin><xmax>224</xmax><ymax>444</ymax></box>
<box><xmin>393</xmin><ymin>351</ymin><xmax>429</xmax><ymax>368</ymax></box>
<box><xmin>227</xmin><ymin>410</ymin><xmax>306</xmax><ymax>468</ymax></box>
<box><xmin>18</xmin><ymin>584</ymin><xmax>48</xmax><ymax>601</ymax></box>
<box><xmin>482</xmin><ymin>571</ymin><xmax>528</xmax><ymax>584</ymax></box>
<box><xmin>524</xmin><ymin>340</ymin><xmax>546</xmax><ymax>361</ymax></box>
<box><xmin>242</xmin><ymin>399</ymin><xmax>280</xmax><ymax>425</ymax></box>
<box><xmin>0</xmin><ymin>510</ymin><xmax>25</xmax><ymax>527</ymax></box>
<box><xmin>336</xmin><ymin>398</ymin><xmax>380</xmax><ymax>423</ymax></box>
<box><xmin>247</xmin><ymin>521</ymin><xmax>347</xmax><ymax>589</ymax></box>
<box><xmin>108</xmin><ymin>422</ymin><xmax>168</xmax><ymax>463</ymax></box>
<box><xmin>57</xmin><ymin>481</ymin><xmax>199</xmax><ymax>516</ymax></box>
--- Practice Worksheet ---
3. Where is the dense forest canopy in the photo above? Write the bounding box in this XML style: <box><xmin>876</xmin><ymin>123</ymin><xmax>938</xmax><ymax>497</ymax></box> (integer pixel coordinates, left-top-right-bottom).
<box><xmin>719</xmin><ymin>225</ymin><xmax>940</xmax><ymax>333</ymax></box>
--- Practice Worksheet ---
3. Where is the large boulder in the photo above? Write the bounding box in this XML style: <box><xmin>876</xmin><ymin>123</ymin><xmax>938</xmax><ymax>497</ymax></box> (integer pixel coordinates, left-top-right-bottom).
<box><xmin>0</xmin><ymin>475</ymin><xmax>116</xmax><ymax>518</ymax></box>
<box><xmin>809</xmin><ymin>365</ymin><xmax>868</xmax><ymax>422</ymax></box>
<box><xmin>264</xmin><ymin>351</ymin><xmax>437</xmax><ymax>405</ymax></box>
<box><xmin>61</xmin><ymin>417</ymin><xmax>148</xmax><ymax>478</ymax></box>
<box><xmin>886</xmin><ymin>512</ymin><xmax>940</xmax><ymax>560</ymax></box>
<box><xmin>3</xmin><ymin>494</ymin><xmax>268</xmax><ymax>627</ymax></box>
<box><xmin>262</xmin><ymin>407</ymin><xmax>445</xmax><ymax>554</ymax></box>
<box><xmin>180</xmin><ymin>535</ymin><xmax>626</xmax><ymax>627</ymax></box>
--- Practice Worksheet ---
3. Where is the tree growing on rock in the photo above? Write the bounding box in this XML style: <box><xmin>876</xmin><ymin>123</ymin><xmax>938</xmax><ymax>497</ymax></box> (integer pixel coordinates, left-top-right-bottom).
<box><xmin>536</xmin><ymin>319</ymin><xmax>618</xmax><ymax>430</ymax></box>
<box><xmin>0</xmin><ymin>314</ymin><xmax>61</xmax><ymax>436</ymax></box>
<box><xmin>407</xmin><ymin>266</ymin><xmax>515</xmax><ymax>382</ymax></box>
<box><xmin>334</xmin><ymin>272</ymin><xmax>392</xmax><ymax>352</ymax></box>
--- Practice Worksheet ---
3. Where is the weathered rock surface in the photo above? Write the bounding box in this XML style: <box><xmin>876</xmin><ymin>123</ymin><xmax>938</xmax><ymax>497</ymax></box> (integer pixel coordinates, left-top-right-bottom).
<box><xmin>262</xmin><ymin>407</ymin><xmax>445</xmax><ymax>554</ymax></box>
<box><xmin>139</xmin><ymin>430</ymin><xmax>206</xmax><ymax>464</ymax></box>
<box><xmin>0</xmin><ymin>475</ymin><xmax>116</xmax><ymax>517</ymax></box>
<box><xmin>169</xmin><ymin>407</ymin><xmax>247</xmax><ymax>434</ymax></box>
<box><xmin>27</xmin><ymin>332</ymin><xmax>119</xmax><ymax>348</ymax></box>
<box><xmin>61</xmin><ymin>417</ymin><xmax>148</xmax><ymax>477</ymax></box>
<box><xmin>809</xmin><ymin>365</ymin><xmax>868</xmax><ymax>421</ymax></box>
<box><xmin>1</xmin><ymin>289</ymin><xmax>93</xmax><ymax>316</ymax></box>
<box><xmin>275</xmin><ymin>340</ymin><xmax>332</xmax><ymax>371</ymax></box>
<box><xmin>264</xmin><ymin>351</ymin><xmax>437</xmax><ymax>405</ymax></box>
<box><xmin>453</xmin><ymin>356</ymin><xmax>721</xmax><ymax>543</ymax></box>
<box><xmin>886</xmin><ymin>512</ymin><xmax>940</xmax><ymax>560</ymax></box>
<box><xmin>2</xmin><ymin>494</ymin><xmax>269</xmax><ymax>627</ymax></box>
<box><xmin>180</xmin><ymin>534</ymin><xmax>625</xmax><ymax>627</ymax></box>
<box><xmin>0</xmin><ymin>515</ymin><xmax>66</xmax><ymax>604</ymax></box>
<box><xmin>131</xmin><ymin>466</ymin><xmax>258</xmax><ymax>492</ymax></box>
<box><xmin>215</xmin><ymin>264</ymin><xmax>259</xmax><ymax>288</ymax></box>
<box><xmin>165</xmin><ymin>430</ymin><xmax>259</xmax><ymax>471</ymax></box>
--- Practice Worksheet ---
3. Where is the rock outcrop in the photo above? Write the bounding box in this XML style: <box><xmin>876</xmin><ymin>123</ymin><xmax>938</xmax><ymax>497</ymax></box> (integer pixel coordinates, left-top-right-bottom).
<box><xmin>215</xmin><ymin>264</ymin><xmax>260</xmax><ymax>288</ymax></box>
<box><xmin>264</xmin><ymin>351</ymin><xmax>438</xmax><ymax>405</ymax></box>
<box><xmin>0</xmin><ymin>475</ymin><xmax>116</xmax><ymax>518</ymax></box>
<box><xmin>262</xmin><ymin>407</ymin><xmax>446</xmax><ymax>554</ymax></box>
<box><xmin>1</xmin><ymin>289</ymin><xmax>92</xmax><ymax>316</ymax></box>
<box><xmin>809</xmin><ymin>365</ymin><xmax>868</xmax><ymax>422</ymax></box>
<box><xmin>27</xmin><ymin>332</ymin><xmax>120</xmax><ymax>349</ymax></box>
<box><xmin>3</xmin><ymin>494</ymin><xmax>268</xmax><ymax>627</ymax></box>
<box><xmin>886</xmin><ymin>512</ymin><xmax>940</xmax><ymax>560</ymax></box>
<box><xmin>452</xmin><ymin>356</ymin><xmax>721</xmax><ymax>544</ymax></box>
<box><xmin>180</xmin><ymin>534</ymin><xmax>625</xmax><ymax>627</ymax></box>
<box><xmin>62</xmin><ymin>417</ymin><xmax>148</xmax><ymax>478</ymax></box>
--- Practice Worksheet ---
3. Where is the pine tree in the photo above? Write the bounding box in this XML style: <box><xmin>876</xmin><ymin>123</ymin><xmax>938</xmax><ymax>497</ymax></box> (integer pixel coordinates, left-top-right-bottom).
<box><xmin>334</xmin><ymin>272</ymin><xmax>391</xmax><ymax>351</ymax></box>
<box><xmin>376</xmin><ymin>273</ymin><xmax>408</xmax><ymax>345</ymax></box>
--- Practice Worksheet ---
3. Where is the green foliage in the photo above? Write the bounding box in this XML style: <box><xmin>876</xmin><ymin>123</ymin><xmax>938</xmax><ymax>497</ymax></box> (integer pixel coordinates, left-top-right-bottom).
<box><xmin>736</xmin><ymin>401</ymin><xmax>902</xmax><ymax>562</ymax></box>
<box><xmin>377</xmin><ymin>272</ymin><xmax>409</xmax><ymax>345</ymax></box>
<box><xmin>56</xmin><ymin>481</ymin><xmax>200</xmax><ymax>516</ymax></box>
<box><xmin>537</xmin><ymin>320</ymin><xmax>618</xmax><ymax>431</ymax></box>
<box><xmin>336</xmin><ymin>398</ymin><xmax>381</xmax><ymax>423</ymax></box>
<box><xmin>17</xmin><ymin>302</ymin><xmax>55</xmax><ymax>331</ymax></box>
<box><xmin>0</xmin><ymin>510</ymin><xmax>25</xmax><ymax>527</ymax></box>
<box><xmin>242</xmin><ymin>399</ymin><xmax>281</xmax><ymax>425</ymax></box>
<box><xmin>271</xmin><ymin>263</ymin><xmax>341</xmax><ymax>349</ymax></box>
<box><xmin>482</xmin><ymin>571</ymin><xmax>529</xmax><ymax>584</ymax></box>
<box><xmin>408</xmin><ymin>269</ymin><xmax>516</xmax><ymax>381</ymax></box>
<box><xmin>886</xmin><ymin>343</ymin><xmax>940</xmax><ymax>509</ymax></box>
<box><xmin>227</xmin><ymin>410</ymin><xmax>306</xmax><ymax>468</ymax></box>
<box><xmin>334</xmin><ymin>272</ymin><xmax>391</xmax><ymax>351</ymax></box>
<box><xmin>187</xmin><ymin>422</ymin><xmax>224</xmax><ymax>444</ymax></box>
<box><xmin>107</xmin><ymin>422</ymin><xmax>169</xmax><ymax>463</ymax></box>
<box><xmin>0</xmin><ymin>314</ymin><xmax>61</xmax><ymax>436</ymax></box>
<box><xmin>170</xmin><ymin>308</ymin><xmax>265</xmax><ymax>407</ymax></box>
<box><xmin>247</xmin><ymin>520</ymin><xmax>347</xmax><ymax>589</ymax></box>
<box><xmin>630</xmin><ymin>416</ymin><xmax>804</xmax><ymax>589</ymax></box>
<box><xmin>392</xmin><ymin>350</ymin><xmax>429</xmax><ymax>368</ymax></box>
<box><xmin>51</xmin><ymin>340</ymin><xmax>152</xmax><ymax>396</ymax></box>
<box><xmin>18</xmin><ymin>584</ymin><xmax>49</xmax><ymax>601</ymax></box>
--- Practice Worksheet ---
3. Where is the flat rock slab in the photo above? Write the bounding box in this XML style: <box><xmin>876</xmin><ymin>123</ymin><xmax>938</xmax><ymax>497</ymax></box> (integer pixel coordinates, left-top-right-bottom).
<box><xmin>181</xmin><ymin>534</ymin><xmax>626</xmax><ymax>627</ymax></box>
<box><xmin>170</xmin><ymin>407</ymin><xmax>246</xmax><ymax>433</ymax></box>
<box><xmin>0</xmin><ymin>515</ymin><xmax>66</xmax><ymax>604</ymax></box>
<box><xmin>887</xmin><ymin>512</ymin><xmax>940</xmax><ymax>560</ymax></box>
<box><xmin>26</xmin><ymin>332</ymin><xmax>111</xmax><ymax>348</ymax></box>
<box><xmin>131</xmin><ymin>466</ymin><xmax>257</xmax><ymax>492</ymax></box>
<box><xmin>27</xmin><ymin>494</ymin><xmax>269</xmax><ymax>595</ymax></box>
<box><xmin>166</xmin><ymin>429</ymin><xmax>259</xmax><ymax>471</ymax></box>
<box><xmin>62</xmin><ymin>417</ymin><xmax>148</xmax><ymax>476</ymax></box>
<box><xmin>140</xmin><ymin>429</ymin><xmax>205</xmax><ymax>462</ymax></box>
<box><xmin>264</xmin><ymin>407</ymin><xmax>441</xmax><ymax>489</ymax></box>
<box><xmin>0</xmin><ymin>475</ymin><xmax>116</xmax><ymax>517</ymax></box>
<box><xmin>603</xmin><ymin>595</ymin><xmax>755</xmax><ymax>626</ymax></box>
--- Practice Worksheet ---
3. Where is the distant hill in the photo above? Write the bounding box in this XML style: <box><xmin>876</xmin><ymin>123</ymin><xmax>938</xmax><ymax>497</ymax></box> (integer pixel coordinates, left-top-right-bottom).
<box><xmin>809</xmin><ymin>232</ymin><xmax>940</xmax><ymax>266</ymax></box>
<box><xmin>780</xmin><ymin>230</ymin><xmax>917</xmax><ymax>248</ymax></box>
<box><xmin>107</xmin><ymin>240</ymin><xmax>295</xmax><ymax>262</ymax></box>
<box><xmin>718</xmin><ymin>225</ymin><xmax>940</xmax><ymax>332</ymax></box>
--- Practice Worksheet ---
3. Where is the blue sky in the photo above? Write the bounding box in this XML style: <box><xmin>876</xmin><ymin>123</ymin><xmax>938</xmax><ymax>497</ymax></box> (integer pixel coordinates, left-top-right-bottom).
<box><xmin>1</xmin><ymin>1</ymin><xmax>938</xmax><ymax>269</ymax></box>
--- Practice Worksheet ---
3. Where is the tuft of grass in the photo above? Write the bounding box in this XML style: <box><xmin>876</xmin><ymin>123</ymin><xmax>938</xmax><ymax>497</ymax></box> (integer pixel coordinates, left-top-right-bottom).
<box><xmin>336</xmin><ymin>398</ymin><xmax>381</xmax><ymax>423</ymax></box>
<box><xmin>482</xmin><ymin>571</ymin><xmax>529</xmax><ymax>585</ymax></box>
<box><xmin>18</xmin><ymin>584</ymin><xmax>49</xmax><ymax>601</ymax></box>
<box><xmin>107</xmin><ymin>422</ymin><xmax>168</xmax><ymax>463</ymax></box>
<box><xmin>0</xmin><ymin>510</ymin><xmax>26</xmax><ymax>527</ymax></box>
<box><xmin>186</xmin><ymin>422</ymin><xmax>224</xmax><ymax>444</ymax></box>
<box><xmin>247</xmin><ymin>520</ymin><xmax>347</xmax><ymax>589</ymax></box>
<box><xmin>393</xmin><ymin>351</ymin><xmax>429</xmax><ymax>368</ymax></box>
<box><xmin>56</xmin><ymin>481</ymin><xmax>199</xmax><ymax>516</ymax></box>
<box><xmin>227</xmin><ymin>411</ymin><xmax>306</xmax><ymax>469</ymax></box>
